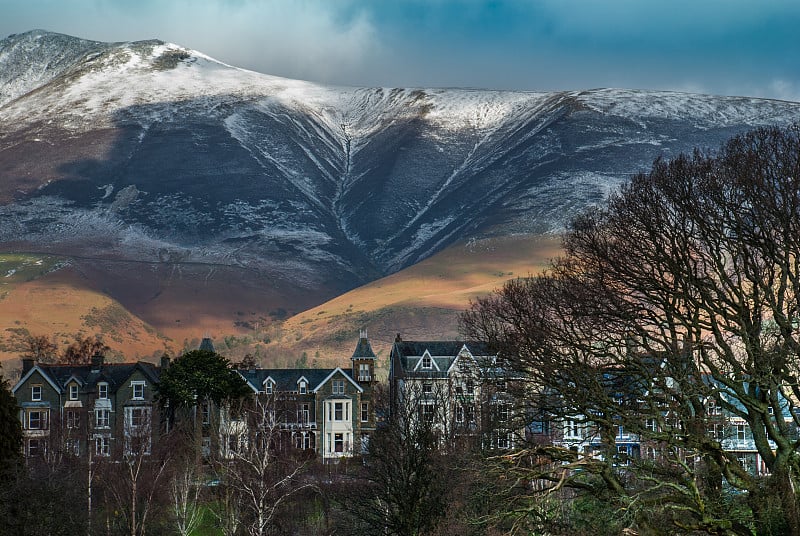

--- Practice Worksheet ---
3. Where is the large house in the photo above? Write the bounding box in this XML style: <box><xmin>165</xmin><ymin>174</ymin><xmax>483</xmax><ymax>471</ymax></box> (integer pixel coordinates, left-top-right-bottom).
<box><xmin>12</xmin><ymin>354</ymin><xmax>164</xmax><ymax>460</ymax></box>
<box><xmin>12</xmin><ymin>333</ymin><xmax>378</xmax><ymax>464</ymax></box>
<box><xmin>234</xmin><ymin>331</ymin><xmax>377</xmax><ymax>462</ymax></box>
<box><xmin>388</xmin><ymin>334</ymin><xmax>520</xmax><ymax>450</ymax></box>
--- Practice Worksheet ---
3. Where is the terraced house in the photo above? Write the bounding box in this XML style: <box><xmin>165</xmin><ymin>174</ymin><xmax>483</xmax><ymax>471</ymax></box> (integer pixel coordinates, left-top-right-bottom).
<box><xmin>12</xmin><ymin>354</ymin><xmax>163</xmax><ymax>460</ymax></box>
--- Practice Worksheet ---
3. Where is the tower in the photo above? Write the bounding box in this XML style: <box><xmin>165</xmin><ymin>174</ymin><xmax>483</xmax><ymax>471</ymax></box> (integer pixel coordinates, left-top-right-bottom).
<box><xmin>351</xmin><ymin>329</ymin><xmax>376</xmax><ymax>385</ymax></box>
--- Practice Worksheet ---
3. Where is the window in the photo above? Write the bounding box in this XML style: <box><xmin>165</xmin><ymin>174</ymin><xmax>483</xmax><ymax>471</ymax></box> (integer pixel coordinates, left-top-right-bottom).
<box><xmin>98</xmin><ymin>383</ymin><xmax>108</xmax><ymax>400</ymax></box>
<box><xmin>617</xmin><ymin>445</ymin><xmax>630</xmax><ymax>465</ymax></box>
<box><xmin>299</xmin><ymin>403</ymin><xmax>310</xmax><ymax>424</ymax></box>
<box><xmin>334</xmin><ymin>402</ymin><xmax>344</xmax><ymax>421</ymax></box>
<box><xmin>131</xmin><ymin>381</ymin><xmax>145</xmax><ymax>400</ymax></box>
<box><xmin>66</xmin><ymin>438</ymin><xmax>80</xmax><ymax>456</ymax></box>
<box><xmin>645</xmin><ymin>418</ymin><xmax>658</xmax><ymax>432</ymax></box>
<box><xmin>95</xmin><ymin>436</ymin><xmax>110</xmax><ymax>457</ymax></box>
<box><xmin>96</xmin><ymin>409</ymin><xmax>110</xmax><ymax>428</ymax></box>
<box><xmin>202</xmin><ymin>401</ymin><xmax>211</xmax><ymax>425</ymax></box>
<box><xmin>707</xmin><ymin>422</ymin><xmax>725</xmax><ymax>440</ymax></box>
<box><xmin>129</xmin><ymin>407</ymin><xmax>147</xmax><ymax>427</ymax></box>
<box><xmin>421</xmin><ymin>355</ymin><xmax>432</xmax><ymax>369</ymax></box>
<box><xmin>332</xmin><ymin>379</ymin><xmax>345</xmax><ymax>395</ymax></box>
<box><xmin>497</xmin><ymin>431</ymin><xmax>510</xmax><ymax>450</ymax></box>
<box><xmin>28</xmin><ymin>410</ymin><xmax>44</xmax><ymax>430</ymax></box>
<box><xmin>420</xmin><ymin>403</ymin><xmax>435</xmax><ymax>423</ymax></box>
<box><xmin>358</xmin><ymin>363</ymin><xmax>371</xmax><ymax>382</ymax></box>
<box><xmin>299</xmin><ymin>381</ymin><xmax>307</xmax><ymax>394</ymax></box>
<box><xmin>31</xmin><ymin>385</ymin><xmax>42</xmax><ymax>401</ymax></box>
<box><xmin>201</xmin><ymin>436</ymin><xmax>211</xmax><ymax>457</ymax></box>
<box><xmin>361</xmin><ymin>433</ymin><xmax>370</xmax><ymax>454</ymax></box>
<box><xmin>265</xmin><ymin>380</ymin><xmax>273</xmax><ymax>394</ymax></box>
<box><xmin>334</xmin><ymin>433</ymin><xmax>344</xmax><ymax>453</ymax></box>
<box><xmin>69</xmin><ymin>384</ymin><xmax>79</xmax><ymax>400</ymax></box>
<box><xmin>465</xmin><ymin>405</ymin><xmax>476</xmax><ymax>423</ymax></box>
<box><xmin>422</xmin><ymin>382</ymin><xmax>433</xmax><ymax>394</ymax></box>
<box><xmin>296</xmin><ymin>432</ymin><xmax>312</xmax><ymax>450</ymax></box>
<box><xmin>67</xmin><ymin>410</ymin><xmax>80</xmax><ymax>429</ymax></box>
<box><xmin>565</xmin><ymin>419</ymin><xmax>583</xmax><ymax>439</ymax></box>
<box><xmin>456</xmin><ymin>405</ymin><xmax>464</xmax><ymax>423</ymax></box>
<box><xmin>28</xmin><ymin>438</ymin><xmax>44</xmax><ymax>457</ymax></box>
<box><xmin>498</xmin><ymin>404</ymin><xmax>510</xmax><ymax>422</ymax></box>
<box><xmin>361</xmin><ymin>402</ymin><xmax>369</xmax><ymax>422</ymax></box>
<box><xmin>736</xmin><ymin>424</ymin><xmax>747</xmax><ymax>441</ymax></box>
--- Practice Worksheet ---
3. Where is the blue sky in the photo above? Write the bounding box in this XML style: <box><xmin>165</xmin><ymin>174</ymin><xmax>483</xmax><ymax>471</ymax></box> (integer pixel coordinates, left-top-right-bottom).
<box><xmin>1</xmin><ymin>0</ymin><xmax>798</xmax><ymax>101</ymax></box>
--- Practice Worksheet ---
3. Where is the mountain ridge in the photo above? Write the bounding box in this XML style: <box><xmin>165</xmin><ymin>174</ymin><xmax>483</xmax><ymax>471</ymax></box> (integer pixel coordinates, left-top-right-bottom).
<box><xmin>1</xmin><ymin>30</ymin><xmax>800</xmax><ymax>350</ymax></box>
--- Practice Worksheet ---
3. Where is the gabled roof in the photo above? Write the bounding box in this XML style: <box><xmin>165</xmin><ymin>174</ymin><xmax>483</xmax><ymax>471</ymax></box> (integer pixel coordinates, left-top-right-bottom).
<box><xmin>13</xmin><ymin>361</ymin><xmax>160</xmax><ymax>395</ymax></box>
<box><xmin>313</xmin><ymin>367</ymin><xmax>364</xmax><ymax>394</ymax></box>
<box><xmin>13</xmin><ymin>365</ymin><xmax>62</xmax><ymax>394</ymax></box>
<box><xmin>391</xmin><ymin>340</ymin><xmax>495</xmax><ymax>376</ymax></box>
<box><xmin>238</xmin><ymin>368</ymin><xmax>344</xmax><ymax>393</ymax></box>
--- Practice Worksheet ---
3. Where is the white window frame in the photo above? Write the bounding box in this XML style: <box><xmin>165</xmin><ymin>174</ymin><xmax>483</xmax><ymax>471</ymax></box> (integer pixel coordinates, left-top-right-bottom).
<box><xmin>332</xmin><ymin>379</ymin><xmax>345</xmax><ymax>395</ymax></box>
<box><xmin>98</xmin><ymin>383</ymin><xmax>108</xmax><ymax>400</ymax></box>
<box><xmin>67</xmin><ymin>409</ymin><xmax>80</xmax><ymax>429</ymax></box>
<box><xmin>95</xmin><ymin>436</ymin><xmax>110</xmax><ymax>457</ymax></box>
<box><xmin>265</xmin><ymin>380</ymin><xmax>274</xmax><ymax>395</ymax></box>
<box><xmin>69</xmin><ymin>384</ymin><xmax>79</xmax><ymax>400</ymax></box>
<box><xmin>421</xmin><ymin>355</ymin><xmax>432</xmax><ymax>369</ymax></box>
<box><xmin>361</xmin><ymin>402</ymin><xmax>369</xmax><ymax>422</ymax></box>
<box><xmin>299</xmin><ymin>381</ymin><xmax>307</xmax><ymax>394</ymax></box>
<box><xmin>96</xmin><ymin>409</ymin><xmax>110</xmax><ymax>428</ymax></box>
<box><xmin>31</xmin><ymin>384</ymin><xmax>42</xmax><ymax>401</ymax></box>
<box><xmin>28</xmin><ymin>410</ymin><xmax>44</xmax><ymax>430</ymax></box>
<box><xmin>131</xmin><ymin>381</ymin><xmax>145</xmax><ymax>400</ymax></box>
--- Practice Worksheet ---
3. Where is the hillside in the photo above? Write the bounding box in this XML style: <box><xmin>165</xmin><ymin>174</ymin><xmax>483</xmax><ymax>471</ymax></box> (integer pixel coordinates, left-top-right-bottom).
<box><xmin>1</xmin><ymin>30</ymin><xmax>799</xmax><ymax>366</ymax></box>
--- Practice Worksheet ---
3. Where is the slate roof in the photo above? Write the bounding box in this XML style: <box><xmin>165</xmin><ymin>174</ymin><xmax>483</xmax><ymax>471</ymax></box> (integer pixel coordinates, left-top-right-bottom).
<box><xmin>238</xmin><ymin>368</ymin><xmax>359</xmax><ymax>393</ymax></box>
<box><xmin>351</xmin><ymin>335</ymin><xmax>377</xmax><ymax>360</ymax></box>
<box><xmin>199</xmin><ymin>337</ymin><xmax>215</xmax><ymax>352</ymax></box>
<box><xmin>391</xmin><ymin>340</ymin><xmax>495</xmax><ymax>376</ymax></box>
<box><xmin>18</xmin><ymin>361</ymin><xmax>160</xmax><ymax>394</ymax></box>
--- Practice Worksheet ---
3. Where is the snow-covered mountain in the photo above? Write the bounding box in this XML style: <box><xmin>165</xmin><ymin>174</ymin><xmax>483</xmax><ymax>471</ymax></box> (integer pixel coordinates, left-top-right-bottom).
<box><xmin>2</xmin><ymin>30</ymin><xmax>800</xmax><ymax>297</ymax></box>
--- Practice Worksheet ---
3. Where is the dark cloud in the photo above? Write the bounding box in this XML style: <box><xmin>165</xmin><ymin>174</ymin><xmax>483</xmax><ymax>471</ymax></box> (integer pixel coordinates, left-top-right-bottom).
<box><xmin>0</xmin><ymin>0</ymin><xmax>797</xmax><ymax>100</ymax></box>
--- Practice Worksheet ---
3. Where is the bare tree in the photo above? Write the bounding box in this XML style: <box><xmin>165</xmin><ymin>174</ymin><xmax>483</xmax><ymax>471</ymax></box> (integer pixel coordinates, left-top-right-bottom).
<box><xmin>101</xmin><ymin>408</ymin><xmax>170</xmax><ymax>536</ymax></box>
<box><xmin>19</xmin><ymin>334</ymin><xmax>59</xmax><ymax>364</ymax></box>
<box><xmin>62</xmin><ymin>335</ymin><xmax>109</xmax><ymax>365</ymax></box>
<box><xmin>464</xmin><ymin>125</ymin><xmax>800</xmax><ymax>535</ymax></box>
<box><xmin>212</xmin><ymin>395</ymin><xmax>316</xmax><ymax>536</ymax></box>
<box><xmin>167</xmin><ymin>428</ymin><xmax>204</xmax><ymax>536</ymax></box>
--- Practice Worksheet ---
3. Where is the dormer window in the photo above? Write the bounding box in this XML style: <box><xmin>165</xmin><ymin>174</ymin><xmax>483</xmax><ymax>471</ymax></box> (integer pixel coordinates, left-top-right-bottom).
<box><xmin>299</xmin><ymin>381</ymin><xmax>307</xmax><ymax>394</ymax></box>
<box><xmin>421</xmin><ymin>355</ymin><xmax>432</xmax><ymax>369</ymax></box>
<box><xmin>98</xmin><ymin>383</ymin><xmax>108</xmax><ymax>400</ymax></box>
<box><xmin>265</xmin><ymin>380</ymin><xmax>274</xmax><ymax>395</ymax></box>
<box><xmin>69</xmin><ymin>384</ymin><xmax>79</xmax><ymax>400</ymax></box>
<box><xmin>31</xmin><ymin>385</ymin><xmax>42</xmax><ymax>401</ymax></box>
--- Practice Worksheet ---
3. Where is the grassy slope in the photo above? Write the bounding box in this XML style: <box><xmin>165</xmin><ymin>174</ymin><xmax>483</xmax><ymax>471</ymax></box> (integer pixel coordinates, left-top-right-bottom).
<box><xmin>0</xmin><ymin>234</ymin><xmax>561</xmax><ymax>374</ymax></box>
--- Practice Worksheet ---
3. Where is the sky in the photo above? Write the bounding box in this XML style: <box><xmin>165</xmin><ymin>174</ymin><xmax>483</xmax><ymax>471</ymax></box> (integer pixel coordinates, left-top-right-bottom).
<box><xmin>1</xmin><ymin>0</ymin><xmax>799</xmax><ymax>101</ymax></box>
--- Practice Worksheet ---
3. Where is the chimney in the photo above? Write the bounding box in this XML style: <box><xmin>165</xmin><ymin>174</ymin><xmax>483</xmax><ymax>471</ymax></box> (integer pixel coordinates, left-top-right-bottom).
<box><xmin>21</xmin><ymin>358</ymin><xmax>34</xmax><ymax>375</ymax></box>
<box><xmin>395</xmin><ymin>333</ymin><xmax>402</xmax><ymax>343</ymax></box>
<box><xmin>160</xmin><ymin>354</ymin><xmax>171</xmax><ymax>371</ymax></box>
<box><xmin>91</xmin><ymin>353</ymin><xmax>104</xmax><ymax>372</ymax></box>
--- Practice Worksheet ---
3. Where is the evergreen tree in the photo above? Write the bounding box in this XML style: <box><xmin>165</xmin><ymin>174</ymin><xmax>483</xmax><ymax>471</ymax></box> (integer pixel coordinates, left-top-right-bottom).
<box><xmin>0</xmin><ymin>375</ymin><xmax>21</xmax><ymax>474</ymax></box>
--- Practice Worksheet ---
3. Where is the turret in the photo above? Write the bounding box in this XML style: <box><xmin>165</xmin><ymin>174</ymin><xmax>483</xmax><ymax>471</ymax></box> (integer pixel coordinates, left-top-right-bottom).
<box><xmin>351</xmin><ymin>329</ymin><xmax>377</xmax><ymax>385</ymax></box>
